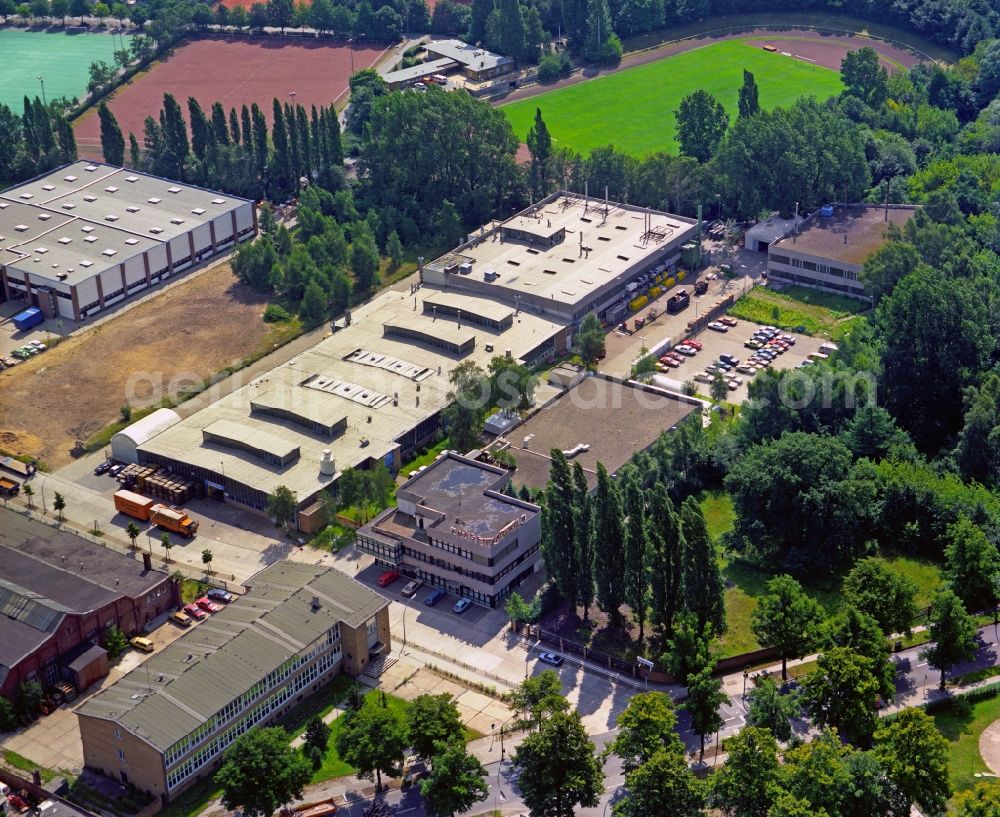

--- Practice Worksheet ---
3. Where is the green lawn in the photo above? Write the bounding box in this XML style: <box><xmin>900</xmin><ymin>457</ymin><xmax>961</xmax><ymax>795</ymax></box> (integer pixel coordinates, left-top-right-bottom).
<box><xmin>0</xmin><ymin>29</ymin><xmax>131</xmax><ymax>110</ymax></box>
<box><xmin>699</xmin><ymin>490</ymin><xmax>735</xmax><ymax>543</ymax></box>
<box><xmin>501</xmin><ymin>39</ymin><xmax>842</xmax><ymax>157</ymax></box>
<box><xmin>312</xmin><ymin>690</ymin><xmax>411</xmax><ymax>783</ymax></box>
<box><xmin>728</xmin><ymin>285</ymin><xmax>868</xmax><ymax>337</ymax></box>
<box><xmin>934</xmin><ymin>694</ymin><xmax>1000</xmax><ymax>794</ymax></box>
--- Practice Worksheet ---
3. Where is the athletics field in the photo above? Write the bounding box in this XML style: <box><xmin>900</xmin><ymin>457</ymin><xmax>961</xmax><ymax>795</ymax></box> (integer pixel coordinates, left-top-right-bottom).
<box><xmin>0</xmin><ymin>29</ymin><xmax>130</xmax><ymax>110</ymax></box>
<box><xmin>501</xmin><ymin>39</ymin><xmax>844</xmax><ymax>157</ymax></box>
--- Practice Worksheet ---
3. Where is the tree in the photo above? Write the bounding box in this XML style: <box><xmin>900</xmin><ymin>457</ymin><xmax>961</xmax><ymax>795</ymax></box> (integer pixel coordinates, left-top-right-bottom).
<box><xmin>945</xmin><ymin>516</ymin><xmax>1000</xmax><ymax>613</ymax></box>
<box><xmin>745</xmin><ymin>675</ymin><xmax>799</xmax><ymax>742</ymax></box>
<box><xmin>648</xmin><ymin>489</ymin><xmax>684</xmax><ymax>635</ymax></box>
<box><xmin>680</xmin><ymin>495</ymin><xmax>724</xmax><ymax>632</ymax></box>
<box><xmin>843</xmin><ymin>557</ymin><xmax>918</xmax><ymax>635</ymax></box>
<box><xmin>104</xmin><ymin>623</ymin><xmax>128</xmax><ymax>658</ymax></box>
<box><xmin>0</xmin><ymin>696</ymin><xmax>16</xmax><ymax>732</ymax></box>
<box><xmin>750</xmin><ymin>575</ymin><xmax>825</xmax><ymax>680</ymax></box>
<box><xmin>825</xmin><ymin>604</ymin><xmax>895</xmax><ymax>701</ymax></box>
<box><xmin>349</xmin><ymin>220</ymin><xmax>380</xmax><ymax>293</ymax></box>
<box><xmin>572</xmin><ymin>461</ymin><xmax>593</xmax><ymax>617</ymax></box>
<box><xmin>53</xmin><ymin>491</ymin><xmax>65</xmax><ymax>522</ymax></box>
<box><xmin>541</xmin><ymin>451</ymin><xmax>578</xmax><ymax>605</ymax></box>
<box><xmin>954</xmin><ymin>782</ymin><xmax>1000</xmax><ymax>817</ymax></box>
<box><xmin>201</xmin><ymin>548</ymin><xmax>214</xmax><ymax>574</ymax></box>
<box><xmin>22</xmin><ymin>483</ymin><xmax>34</xmax><ymax>509</ymax></box>
<box><xmin>710</xmin><ymin>371</ymin><xmax>729</xmax><ymax>404</ymax></box>
<box><xmin>664</xmin><ymin>612</ymin><xmax>712</xmax><ymax>683</ymax></box>
<box><xmin>160</xmin><ymin>532</ymin><xmax>172</xmax><ymax>562</ymax></box>
<box><xmin>16</xmin><ymin>681</ymin><xmax>44</xmax><ymax>719</ymax></box>
<box><xmin>613</xmin><ymin>749</ymin><xmax>703</xmax><ymax>817</ymax></box>
<box><xmin>859</xmin><ymin>239</ymin><xmax>922</xmax><ymax>306</ymax></box>
<box><xmin>509</xmin><ymin>669</ymin><xmax>567</xmax><ymax>728</ymax></box>
<box><xmin>385</xmin><ymin>229</ymin><xmax>402</xmax><ymax>270</ymax></box>
<box><xmin>335</xmin><ymin>699</ymin><xmax>408</xmax><ymax>791</ymax></box>
<box><xmin>922</xmin><ymin>587</ymin><xmax>977</xmax><ymax>689</ymax></box>
<box><xmin>216</xmin><ymin>727</ymin><xmax>312</xmax><ymax>817</ymax></box>
<box><xmin>406</xmin><ymin>694</ymin><xmax>463</xmax><ymax>761</ymax></box>
<box><xmin>526</xmin><ymin>107</ymin><xmax>552</xmax><ymax>199</ymax></box>
<box><xmin>841</xmin><ymin>46</ymin><xmax>889</xmax><ymax>108</ymax></box>
<box><xmin>675</xmin><ymin>90</ymin><xmax>728</xmax><ymax>163</ymax></box>
<box><xmin>738</xmin><ymin>69</ymin><xmax>759</xmax><ymax>118</ymax></box>
<box><xmin>504</xmin><ymin>591</ymin><xmax>539</xmax><ymax>629</ymax></box>
<box><xmin>511</xmin><ymin>710</ymin><xmax>603</xmax><ymax>817</ymax></box>
<box><xmin>801</xmin><ymin>647</ymin><xmax>881</xmax><ymax>747</ymax></box>
<box><xmin>622</xmin><ymin>471</ymin><xmax>648</xmax><ymax>638</ymax></box>
<box><xmin>126</xmin><ymin>521</ymin><xmax>140</xmax><ymax>550</ymax></box>
<box><xmin>780</xmin><ymin>729</ymin><xmax>851</xmax><ymax>817</ymax></box>
<box><xmin>488</xmin><ymin>356</ymin><xmax>535</xmax><ymax>411</ymax></box>
<box><xmin>575</xmin><ymin>312</ymin><xmax>605</xmax><ymax>365</ymax></box>
<box><xmin>418</xmin><ymin>741</ymin><xmax>487</xmax><ymax>817</ymax></box>
<box><xmin>591</xmin><ymin>463</ymin><xmax>625</xmax><ymax>623</ymax></box>
<box><xmin>606</xmin><ymin>692</ymin><xmax>683</xmax><ymax>773</ymax></box>
<box><xmin>442</xmin><ymin>361</ymin><xmax>489</xmax><ymax>454</ymax></box>
<box><xmin>684</xmin><ymin>660</ymin><xmax>726</xmax><ymax>760</ymax></box>
<box><xmin>299</xmin><ymin>279</ymin><xmax>328</xmax><ymax>324</ymax></box>
<box><xmin>709</xmin><ymin>726</ymin><xmax>780</xmax><ymax>817</ymax></box>
<box><xmin>98</xmin><ymin>102</ymin><xmax>125</xmax><ymax>165</ymax></box>
<box><xmin>874</xmin><ymin>707</ymin><xmax>951</xmax><ymax>816</ymax></box>
<box><xmin>50</xmin><ymin>0</ymin><xmax>67</xmax><ymax>21</ymax></box>
<box><xmin>266</xmin><ymin>485</ymin><xmax>298</xmax><ymax>533</ymax></box>
<box><xmin>303</xmin><ymin>717</ymin><xmax>331</xmax><ymax>769</ymax></box>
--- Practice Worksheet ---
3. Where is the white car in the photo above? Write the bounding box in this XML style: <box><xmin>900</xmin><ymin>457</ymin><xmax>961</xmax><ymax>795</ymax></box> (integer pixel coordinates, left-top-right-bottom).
<box><xmin>674</xmin><ymin>345</ymin><xmax>697</xmax><ymax>356</ymax></box>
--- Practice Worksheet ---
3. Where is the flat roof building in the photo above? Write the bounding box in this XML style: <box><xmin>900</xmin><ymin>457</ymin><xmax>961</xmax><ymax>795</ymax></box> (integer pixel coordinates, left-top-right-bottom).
<box><xmin>357</xmin><ymin>452</ymin><xmax>541</xmax><ymax>608</ymax></box>
<box><xmin>422</xmin><ymin>191</ymin><xmax>700</xmax><ymax>324</ymax></box>
<box><xmin>0</xmin><ymin>509</ymin><xmax>176</xmax><ymax>701</ymax></box>
<box><xmin>0</xmin><ymin>161</ymin><xmax>255</xmax><ymax>322</ymax></box>
<box><xmin>422</xmin><ymin>39</ymin><xmax>515</xmax><ymax>80</ymax></box>
<box><xmin>77</xmin><ymin>562</ymin><xmax>390</xmax><ymax>799</ymax></box>
<box><xmin>766</xmin><ymin>205</ymin><xmax>918</xmax><ymax>299</ymax></box>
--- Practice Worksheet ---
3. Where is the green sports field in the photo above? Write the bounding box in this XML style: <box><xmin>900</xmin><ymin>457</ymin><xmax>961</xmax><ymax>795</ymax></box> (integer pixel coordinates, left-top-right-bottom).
<box><xmin>0</xmin><ymin>29</ymin><xmax>130</xmax><ymax>110</ymax></box>
<box><xmin>501</xmin><ymin>39</ymin><xmax>844</xmax><ymax>157</ymax></box>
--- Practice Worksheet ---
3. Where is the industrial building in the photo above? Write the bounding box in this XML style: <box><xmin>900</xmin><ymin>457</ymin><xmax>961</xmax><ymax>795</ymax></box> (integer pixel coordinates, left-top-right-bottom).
<box><xmin>132</xmin><ymin>193</ymin><xmax>695</xmax><ymax>524</ymax></box>
<box><xmin>357</xmin><ymin>452</ymin><xmax>541</xmax><ymax>608</ymax></box>
<box><xmin>0</xmin><ymin>161</ymin><xmax>256</xmax><ymax>322</ymax></box>
<box><xmin>77</xmin><ymin>562</ymin><xmax>390</xmax><ymax>800</ymax></box>
<box><xmin>765</xmin><ymin>204</ymin><xmax>918</xmax><ymax>298</ymax></box>
<box><xmin>0</xmin><ymin>509</ymin><xmax>176</xmax><ymax>701</ymax></box>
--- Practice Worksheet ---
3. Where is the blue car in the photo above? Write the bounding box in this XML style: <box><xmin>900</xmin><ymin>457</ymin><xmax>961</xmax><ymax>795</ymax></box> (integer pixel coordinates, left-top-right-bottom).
<box><xmin>424</xmin><ymin>588</ymin><xmax>447</xmax><ymax>607</ymax></box>
<box><xmin>453</xmin><ymin>598</ymin><xmax>472</xmax><ymax>614</ymax></box>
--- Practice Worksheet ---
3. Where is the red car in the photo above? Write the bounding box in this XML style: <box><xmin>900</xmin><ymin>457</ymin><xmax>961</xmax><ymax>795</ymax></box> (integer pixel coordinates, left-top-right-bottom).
<box><xmin>195</xmin><ymin>596</ymin><xmax>222</xmax><ymax>614</ymax></box>
<box><xmin>719</xmin><ymin>316</ymin><xmax>738</xmax><ymax>327</ymax></box>
<box><xmin>183</xmin><ymin>603</ymin><xmax>207</xmax><ymax>620</ymax></box>
<box><xmin>377</xmin><ymin>570</ymin><xmax>401</xmax><ymax>587</ymax></box>
<box><xmin>682</xmin><ymin>338</ymin><xmax>703</xmax><ymax>350</ymax></box>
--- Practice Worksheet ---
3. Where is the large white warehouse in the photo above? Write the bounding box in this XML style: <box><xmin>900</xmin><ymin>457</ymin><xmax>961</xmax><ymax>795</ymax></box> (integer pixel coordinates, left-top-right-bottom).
<box><xmin>0</xmin><ymin>161</ymin><xmax>256</xmax><ymax>322</ymax></box>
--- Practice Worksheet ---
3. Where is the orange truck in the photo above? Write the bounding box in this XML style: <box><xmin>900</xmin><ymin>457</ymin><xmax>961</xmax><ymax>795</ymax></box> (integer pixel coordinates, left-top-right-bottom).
<box><xmin>114</xmin><ymin>489</ymin><xmax>155</xmax><ymax>521</ymax></box>
<box><xmin>150</xmin><ymin>505</ymin><xmax>199</xmax><ymax>538</ymax></box>
<box><xmin>114</xmin><ymin>490</ymin><xmax>199</xmax><ymax>537</ymax></box>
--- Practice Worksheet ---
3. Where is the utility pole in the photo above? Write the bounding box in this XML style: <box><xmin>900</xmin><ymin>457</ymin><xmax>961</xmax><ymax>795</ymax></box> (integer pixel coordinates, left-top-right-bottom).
<box><xmin>37</xmin><ymin>75</ymin><xmax>46</xmax><ymax>106</ymax></box>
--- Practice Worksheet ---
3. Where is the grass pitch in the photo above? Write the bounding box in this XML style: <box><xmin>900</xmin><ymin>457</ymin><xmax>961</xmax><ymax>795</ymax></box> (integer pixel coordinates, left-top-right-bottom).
<box><xmin>501</xmin><ymin>39</ymin><xmax>843</xmax><ymax>157</ymax></box>
<box><xmin>0</xmin><ymin>29</ymin><xmax>130</xmax><ymax>110</ymax></box>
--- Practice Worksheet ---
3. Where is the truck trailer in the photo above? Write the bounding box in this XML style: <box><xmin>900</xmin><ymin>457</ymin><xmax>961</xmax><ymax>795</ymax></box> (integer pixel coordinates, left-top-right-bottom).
<box><xmin>12</xmin><ymin>307</ymin><xmax>44</xmax><ymax>332</ymax></box>
<box><xmin>150</xmin><ymin>505</ymin><xmax>199</xmax><ymax>537</ymax></box>
<box><xmin>0</xmin><ymin>477</ymin><xmax>20</xmax><ymax>497</ymax></box>
<box><xmin>114</xmin><ymin>489</ymin><xmax>155</xmax><ymax>521</ymax></box>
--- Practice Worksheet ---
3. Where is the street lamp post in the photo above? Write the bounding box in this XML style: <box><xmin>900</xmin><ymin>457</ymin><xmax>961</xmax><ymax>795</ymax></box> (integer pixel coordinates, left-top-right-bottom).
<box><xmin>348</xmin><ymin>38</ymin><xmax>355</xmax><ymax>74</ymax></box>
<box><xmin>37</xmin><ymin>75</ymin><xmax>46</xmax><ymax>106</ymax></box>
<box><xmin>743</xmin><ymin>666</ymin><xmax>750</xmax><ymax>700</ymax></box>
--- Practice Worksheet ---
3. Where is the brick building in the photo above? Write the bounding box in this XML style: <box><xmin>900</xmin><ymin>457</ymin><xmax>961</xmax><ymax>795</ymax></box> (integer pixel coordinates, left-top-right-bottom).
<box><xmin>77</xmin><ymin>562</ymin><xmax>390</xmax><ymax>801</ymax></box>
<box><xmin>0</xmin><ymin>510</ymin><xmax>176</xmax><ymax>701</ymax></box>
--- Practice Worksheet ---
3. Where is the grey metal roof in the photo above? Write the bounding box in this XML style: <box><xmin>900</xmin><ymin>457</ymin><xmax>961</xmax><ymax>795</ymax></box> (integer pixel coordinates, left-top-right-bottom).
<box><xmin>383</xmin><ymin>57</ymin><xmax>456</xmax><ymax>85</ymax></box>
<box><xmin>423</xmin><ymin>39</ymin><xmax>514</xmax><ymax>71</ymax></box>
<box><xmin>77</xmin><ymin>563</ymin><xmax>388</xmax><ymax>752</ymax></box>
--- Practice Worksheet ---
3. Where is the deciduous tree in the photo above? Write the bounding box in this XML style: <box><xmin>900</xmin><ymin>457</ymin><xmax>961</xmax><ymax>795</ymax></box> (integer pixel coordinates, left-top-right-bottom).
<box><xmin>406</xmin><ymin>694</ymin><xmax>463</xmax><ymax>761</ymax></box>
<box><xmin>612</xmin><ymin>749</ymin><xmax>703</xmax><ymax>817</ymax></box>
<box><xmin>843</xmin><ymin>557</ymin><xmax>918</xmax><ymax>636</ymax></box>
<box><xmin>419</xmin><ymin>742</ymin><xmax>488</xmax><ymax>817</ymax></box>
<box><xmin>750</xmin><ymin>575</ymin><xmax>825</xmax><ymax>680</ymax></box>
<box><xmin>675</xmin><ymin>89</ymin><xmax>728</xmax><ymax>162</ymax></box>
<box><xmin>335</xmin><ymin>699</ymin><xmax>408</xmax><ymax>791</ymax></box>
<box><xmin>216</xmin><ymin>727</ymin><xmax>312</xmax><ymax>817</ymax></box>
<box><xmin>874</xmin><ymin>707</ymin><xmax>951</xmax><ymax>816</ymax></box>
<box><xmin>709</xmin><ymin>726</ymin><xmax>780</xmax><ymax>817</ymax></box>
<box><xmin>922</xmin><ymin>587</ymin><xmax>977</xmax><ymax>689</ymax></box>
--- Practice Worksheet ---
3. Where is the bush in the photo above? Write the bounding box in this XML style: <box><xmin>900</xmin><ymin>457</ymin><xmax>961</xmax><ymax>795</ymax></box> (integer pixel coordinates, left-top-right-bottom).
<box><xmin>263</xmin><ymin>303</ymin><xmax>292</xmax><ymax>323</ymax></box>
<box><xmin>0</xmin><ymin>696</ymin><xmax>16</xmax><ymax>731</ymax></box>
<box><xmin>537</xmin><ymin>51</ymin><xmax>572</xmax><ymax>83</ymax></box>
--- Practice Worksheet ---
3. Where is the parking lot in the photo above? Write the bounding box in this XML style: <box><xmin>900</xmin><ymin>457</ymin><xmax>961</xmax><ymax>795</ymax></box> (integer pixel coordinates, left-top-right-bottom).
<box><xmin>656</xmin><ymin>314</ymin><xmax>828</xmax><ymax>403</ymax></box>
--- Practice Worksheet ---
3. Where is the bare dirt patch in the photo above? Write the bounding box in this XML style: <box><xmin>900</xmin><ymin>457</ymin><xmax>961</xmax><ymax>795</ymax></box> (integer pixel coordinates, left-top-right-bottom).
<box><xmin>0</xmin><ymin>263</ymin><xmax>273</xmax><ymax>468</ymax></box>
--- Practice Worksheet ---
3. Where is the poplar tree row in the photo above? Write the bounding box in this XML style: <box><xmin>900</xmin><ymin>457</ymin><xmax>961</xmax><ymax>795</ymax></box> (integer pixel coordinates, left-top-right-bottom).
<box><xmin>540</xmin><ymin>451</ymin><xmax>725</xmax><ymax>638</ymax></box>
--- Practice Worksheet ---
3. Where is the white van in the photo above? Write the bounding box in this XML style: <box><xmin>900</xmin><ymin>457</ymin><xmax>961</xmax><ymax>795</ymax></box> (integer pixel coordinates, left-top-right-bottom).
<box><xmin>819</xmin><ymin>342</ymin><xmax>839</xmax><ymax>355</ymax></box>
<box><xmin>807</xmin><ymin>351</ymin><xmax>830</xmax><ymax>362</ymax></box>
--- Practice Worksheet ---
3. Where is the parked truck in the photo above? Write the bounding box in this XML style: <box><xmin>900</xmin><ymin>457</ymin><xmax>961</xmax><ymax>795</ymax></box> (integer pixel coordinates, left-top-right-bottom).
<box><xmin>114</xmin><ymin>489</ymin><xmax>155</xmax><ymax>521</ymax></box>
<box><xmin>12</xmin><ymin>307</ymin><xmax>43</xmax><ymax>332</ymax></box>
<box><xmin>0</xmin><ymin>476</ymin><xmax>20</xmax><ymax>497</ymax></box>
<box><xmin>151</xmin><ymin>505</ymin><xmax>199</xmax><ymax>537</ymax></box>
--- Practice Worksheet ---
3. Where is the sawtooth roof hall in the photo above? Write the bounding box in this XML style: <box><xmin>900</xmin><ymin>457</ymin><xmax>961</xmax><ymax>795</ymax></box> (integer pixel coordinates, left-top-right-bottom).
<box><xmin>135</xmin><ymin>192</ymin><xmax>697</xmax><ymax>525</ymax></box>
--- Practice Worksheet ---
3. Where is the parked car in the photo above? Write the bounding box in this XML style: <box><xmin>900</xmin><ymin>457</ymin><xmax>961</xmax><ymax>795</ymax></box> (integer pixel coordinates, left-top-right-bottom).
<box><xmin>169</xmin><ymin>611</ymin><xmax>193</xmax><ymax>627</ymax></box>
<box><xmin>377</xmin><ymin>570</ymin><xmax>401</xmax><ymax>587</ymax></box>
<box><xmin>93</xmin><ymin>460</ymin><xmax>112</xmax><ymax>476</ymax></box>
<box><xmin>108</xmin><ymin>464</ymin><xmax>124</xmax><ymax>477</ymax></box>
<box><xmin>659</xmin><ymin>356</ymin><xmax>681</xmax><ymax>368</ymax></box>
<box><xmin>425</xmin><ymin>588</ymin><xmax>447</xmax><ymax>607</ymax></box>
<box><xmin>401</xmin><ymin>579</ymin><xmax>423</xmax><ymax>598</ymax></box>
<box><xmin>735</xmin><ymin>364</ymin><xmax>756</xmax><ymax>375</ymax></box>
<box><xmin>719</xmin><ymin>316</ymin><xmax>738</xmax><ymax>327</ymax></box>
<box><xmin>720</xmin><ymin>354</ymin><xmax>740</xmax><ymax>366</ymax></box>
<box><xmin>538</xmin><ymin>651</ymin><xmax>565</xmax><ymax>667</ymax></box>
<box><xmin>453</xmin><ymin>598</ymin><xmax>472</xmax><ymax>614</ymax></box>
<box><xmin>196</xmin><ymin>596</ymin><xmax>222</xmax><ymax>613</ymax></box>
<box><xmin>207</xmin><ymin>588</ymin><xmax>235</xmax><ymax>604</ymax></box>
<box><xmin>707</xmin><ymin>321</ymin><xmax>728</xmax><ymax>332</ymax></box>
<box><xmin>694</xmin><ymin>372</ymin><xmax>713</xmax><ymax>383</ymax></box>
<box><xmin>682</xmin><ymin>338</ymin><xmax>702</xmax><ymax>350</ymax></box>
<box><xmin>674</xmin><ymin>345</ymin><xmax>697</xmax><ymax>356</ymax></box>
<box><xmin>130</xmin><ymin>636</ymin><xmax>155</xmax><ymax>653</ymax></box>
<box><xmin>745</xmin><ymin>340</ymin><xmax>763</xmax><ymax>349</ymax></box>
<box><xmin>183</xmin><ymin>603</ymin><xmax>207</xmax><ymax>620</ymax></box>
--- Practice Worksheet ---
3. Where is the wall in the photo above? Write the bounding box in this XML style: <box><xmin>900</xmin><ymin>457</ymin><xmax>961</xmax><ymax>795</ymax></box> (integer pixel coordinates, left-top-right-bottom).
<box><xmin>341</xmin><ymin>606</ymin><xmax>390</xmax><ymax>677</ymax></box>
<box><xmin>79</xmin><ymin>714</ymin><xmax>166</xmax><ymax>796</ymax></box>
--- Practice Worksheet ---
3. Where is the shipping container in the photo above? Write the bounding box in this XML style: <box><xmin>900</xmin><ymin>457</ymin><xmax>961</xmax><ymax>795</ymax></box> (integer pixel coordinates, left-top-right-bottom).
<box><xmin>0</xmin><ymin>477</ymin><xmax>20</xmax><ymax>497</ymax></box>
<box><xmin>12</xmin><ymin>307</ymin><xmax>43</xmax><ymax>332</ymax></box>
<box><xmin>114</xmin><ymin>489</ymin><xmax>155</xmax><ymax>521</ymax></box>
